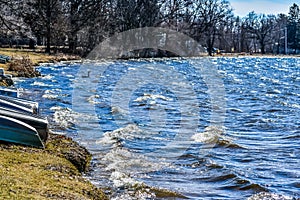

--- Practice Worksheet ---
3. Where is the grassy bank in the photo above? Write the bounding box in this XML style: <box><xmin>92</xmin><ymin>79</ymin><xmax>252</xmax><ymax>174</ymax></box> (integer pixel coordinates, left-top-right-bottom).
<box><xmin>0</xmin><ymin>48</ymin><xmax>107</xmax><ymax>199</ymax></box>
<box><xmin>0</xmin><ymin>134</ymin><xmax>108</xmax><ymax>200</ymax></box>
<box><xmin>0</xmin><ymin>48</ymin><xmax>80</xmax><ymax>73</ymax></box>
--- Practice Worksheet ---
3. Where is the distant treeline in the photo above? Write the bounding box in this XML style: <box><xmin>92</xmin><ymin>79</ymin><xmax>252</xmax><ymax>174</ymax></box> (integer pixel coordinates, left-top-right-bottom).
<box><xmin>1</xmin><ymin>0</ymin><xmax>300</xmax><ymax>56</ymax></box>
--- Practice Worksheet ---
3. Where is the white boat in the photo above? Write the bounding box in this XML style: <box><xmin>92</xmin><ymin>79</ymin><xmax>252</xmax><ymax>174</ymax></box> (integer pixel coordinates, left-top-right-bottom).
<box><xmin>0</xmin><ymin>95</ymin><xmax>38</xmax><ymax>114</ymax></box>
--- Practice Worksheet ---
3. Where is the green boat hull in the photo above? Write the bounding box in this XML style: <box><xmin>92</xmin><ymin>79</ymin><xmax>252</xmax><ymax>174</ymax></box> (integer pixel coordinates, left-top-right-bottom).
<box><xmin>0</xmin><ymin>115</ymin><xmax>44</xmax><ymax>148</ymax></box>
<box><xmin>0</xmin><ymin>107</ymin><xmax>48</xmax><ymax>142</ymax></box>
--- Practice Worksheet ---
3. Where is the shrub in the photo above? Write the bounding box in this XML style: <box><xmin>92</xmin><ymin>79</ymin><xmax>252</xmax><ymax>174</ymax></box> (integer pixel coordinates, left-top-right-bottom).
<box><xmin>8</xmin><ymin>56</ymin><xmax>41</xmax><ymax>77</ymax></box>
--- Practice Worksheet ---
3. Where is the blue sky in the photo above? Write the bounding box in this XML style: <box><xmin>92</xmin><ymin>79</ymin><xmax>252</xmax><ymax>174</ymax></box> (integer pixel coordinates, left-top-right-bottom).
<box><xmin>230</xmin><ymin>0</ymin><xmax>296</xmax><ymax>17</ymax></box>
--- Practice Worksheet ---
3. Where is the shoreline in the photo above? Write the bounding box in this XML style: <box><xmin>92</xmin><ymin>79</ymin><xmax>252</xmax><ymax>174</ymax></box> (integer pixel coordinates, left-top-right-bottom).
<box><xmin>0</xmin><ymin>48</ymin><xmax>108</xmax><ymax>199</ymax></box>
<box><xmin>0</xmin><ymin>48</ymin><xmax>187</xmax><ymax>199</ymax></box>
<box><xmin>0</xmin><ymin>134</ymin><xmax>108</xmax><ymax>199</ymax></box>
<box><xmin>0</xmin><ymin>48</ymin><xmax>81</xmax><ymax>78</ymax></box>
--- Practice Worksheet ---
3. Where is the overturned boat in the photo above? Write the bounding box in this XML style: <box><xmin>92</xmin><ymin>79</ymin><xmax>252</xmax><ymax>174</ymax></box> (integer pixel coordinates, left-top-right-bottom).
<box><xmin>0</xmin><ymin>115</ymin><xmax>44</xmax><ymax>148</ymax></box>
<box><xmin>0</xmin><ymin>95</ymin><xmax>39</xmax><ymax>114</ymax></box>
<box><xmin>0</xmin><ymin>87</ymin><xmax>18</xmax><ymax>97</ymax></box>
<box><xmin>0</xmin><ymin>107</ymin><xmax>48</xmax><ymax>142</ymax></box>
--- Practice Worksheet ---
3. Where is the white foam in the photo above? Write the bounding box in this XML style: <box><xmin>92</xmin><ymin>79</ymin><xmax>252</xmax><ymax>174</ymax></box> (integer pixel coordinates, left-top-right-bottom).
<box><xmin>111</xmin><ymin>106</ymin><xmax>128</xmax><ymax>115</ymax></box>
<box><xmin>192</xmin><ymin>126</ymin><xmax>223</xmax><ymax>143</ymax></box>
<box><xmin>110</xmin><ymin>171</ymin><xmax>142</xmax><ymax>188</ymax></box>
<box><xmin>42</xmin><ymin>94</ymin><xmax>59</xmax><ymax>99</ymax></box>
<box><xmin>53</xmin><ymin>107</ymin><xmax>76</xmax><ymax>129</ymax></box>
<box><xmin>41</xmin><ymin>74</ymin><xmax>54</xmax><ymax>80</ymax></box>
<box><xmin>31</xmin><ymin>81</ymin><xmax>52</xmax><ymax>87</ymax></box>
<box><xmin>52</xmin><ymin>106</ymin><xmax>95</xmax><ymax>129</ymax></box>
<box><xmin>247</xmin><ymin>192</ymin><xmax>294</xmax><ymax>200</ymax></box>
<box><xmin>134</xmin><ymin>93</ymin><xmax>171</xmax><ymax>102</ymax></box>
<box><xmin>98</xmin><ymin>124</ymin><xmax>143</xmax><ymax>145</ymax></box>
<box><xmin>87</xmin><ymin>94</ymin><xmax>100</xmax><ymax>104</ymax></box>
<box><xmin>100</xmin><ymin>147</ymin><xmax>170</xmax><ymax>177</ymax></box>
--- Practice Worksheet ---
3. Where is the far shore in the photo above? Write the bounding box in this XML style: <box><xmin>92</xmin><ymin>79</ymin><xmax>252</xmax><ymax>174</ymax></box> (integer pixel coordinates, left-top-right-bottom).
<box><xmin>214</xmin><ymin>52</ymin><xmax>300</xmax><ymax>58</ymax></box>
<box><xmin>1</xmin><ymin>47</ymin><xmax>300</xmax><ymax>74</ymax></box>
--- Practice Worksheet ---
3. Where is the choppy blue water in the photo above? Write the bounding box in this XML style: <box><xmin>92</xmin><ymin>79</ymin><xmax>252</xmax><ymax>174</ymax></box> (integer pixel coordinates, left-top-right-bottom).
<box><xmin>14</xmin><ymin>57</ymin><xmax>300</xmax><ymax>199</ymax></box>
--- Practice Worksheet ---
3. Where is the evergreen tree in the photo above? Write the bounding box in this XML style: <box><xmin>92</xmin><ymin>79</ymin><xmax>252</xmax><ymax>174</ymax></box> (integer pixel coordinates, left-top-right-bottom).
<box><xmin>287</xmin><ymin>3</ymin><xmax>300</xmax><ymax>52</ymax></box>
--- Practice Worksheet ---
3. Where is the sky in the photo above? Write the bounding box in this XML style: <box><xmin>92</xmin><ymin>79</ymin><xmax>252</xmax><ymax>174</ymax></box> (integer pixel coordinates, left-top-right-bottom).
<box><xmin>230</xmin><ymin>0</ymin><xmax>296</xmax><ymax>17</ymax></box>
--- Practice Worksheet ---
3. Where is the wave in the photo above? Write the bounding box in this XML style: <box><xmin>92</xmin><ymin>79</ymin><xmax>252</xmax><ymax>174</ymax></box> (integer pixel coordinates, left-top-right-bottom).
<box><xmin>87</xmin><ymin>94</ymin><xmax>101</xmax><ymax>105</ymax></box>
<box><xmin>97</xmin><ymin>124</ymin><xmax>143</xmax><ymax>145</ymax></box>
<box><xmin>94</xmin><ymin>146</ymin><xmax>172</xmax><ymax>199</ymax></box>
<box><xmin>42</xmin><ymin>94</ymin><xmax>59</xmax><ymax>100</ymax></box>
<box><xmin>134</xmin><ymin>93</ymin><xmax>172</xmax><ymax>102</ymax></box>
<box><xmin>192</xmin><ymin>126</ymin><xmax>223</xmax><ymax>143</ymax></box>
<box><xmin>31</xmin><ymin>81</ymin><xmax>53</xmax><ymax>87</ymax></box>
<box><xmin>51</xmin><ymin>107</ymin><xmax>76</xmax><ymax>129</ymax></box>
<box><xmin>216</xmin><ymin>139</ymin><xmax>245</xmax><ymax>149</ymax></box>
<box><xmin>50</xmin><ymin>106</ymin><xmax>96</xmax><ymax>130</ymax></box>
<box><xmin>247</xmin><ymin>192</ymin><xmax>296</xmax><ymax>200</ymax></box>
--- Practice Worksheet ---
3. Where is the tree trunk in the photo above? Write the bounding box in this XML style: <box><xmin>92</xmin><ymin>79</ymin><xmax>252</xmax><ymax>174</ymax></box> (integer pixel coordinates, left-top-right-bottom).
<box><xmin>260</xmin><ymin>39</ymin><xmax>265</xmax><ymax>54</ymax></box>
<box><xmin>206</xmin><ymin>31</ymin><xmax>216</xmax><ymax>56</ymax></box>
<box><xmin>45</xmin><ymin>0</ymin><xmax>51</xmax><ymax>54</ymax></box>
<box><xmin>68</xmin><ymin>33</ymin><xmax>77</xmax><ymax>53</ymax></box>
<box><xmin>46</xmin><ymin>23</ymin><xmax>51</xmax><ymax>53</ymax></box>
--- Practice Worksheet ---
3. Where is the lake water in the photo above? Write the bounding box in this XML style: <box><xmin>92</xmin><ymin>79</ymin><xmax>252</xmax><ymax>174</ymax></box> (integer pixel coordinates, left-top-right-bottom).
<box><xmin>14</xmin><ymin>57</ymin><xmax>300</xmax><ymax>199</ymax></box>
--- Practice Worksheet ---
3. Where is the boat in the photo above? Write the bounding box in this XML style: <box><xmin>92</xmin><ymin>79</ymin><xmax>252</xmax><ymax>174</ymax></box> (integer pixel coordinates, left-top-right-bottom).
<box><xmin>0</xmin><ymin>95</ymin><xmax>39</xmax><ymax>114</ymax></box>
<box><xmin>0</xmin><ymin>87</ymin><xmax>18</xmax><ymax>98</ymax></box>
<box><xmin>0</xmin><ymin>54</ymin><xmax>11</xmax><ymax>62</ymax></box>
<box><xmin>0</xmin><ymin>115</ymin><xmax>44</xmax><ymax>148</ymax></box>
<box><xmin>0</xmin><ymin>107</ymin><xmax>49</xmax><ymax>142</ymax></box>
<box><xmin>0</xmin><ymin>58</ymin><xmax>6</xmax><ymax>64</ymax></box>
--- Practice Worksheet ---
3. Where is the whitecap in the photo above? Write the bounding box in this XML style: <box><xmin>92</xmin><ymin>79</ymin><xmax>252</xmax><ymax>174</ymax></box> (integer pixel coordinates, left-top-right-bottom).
<box><xmin>111</xmin><ymin>106</ymin><xmax>128</xmax><ymax>115</ymax></box>
<box><xmin>42</xmin><ymin>94</ymin><xmax>59</xmax><ymax>99</ymax></box>
<box><xmin>52</xmin><ymin>107</ymin><xmax>76</xmax><ymax>129</ymax></box>
<box><xmin>101</xmin><ymin>147</ymin><xmax>170</xmax><ymax>176</ymax></box>
<box><xmin>192</xmin><ymin>126</ymin><xmax>223</xmax><ymax>143</ymax></box>
<box><xmin>110</xmin><ymin>171</ymin><xmax>142</xmax><ymax>188</ymax></box>
<box><xmin>51</xmin><ymin>106</ymin><xmax>95</xmax><ymax>129</ymax></box>
<box><xmin>273</xmin><ymin>89</ymin><xmax>281</xmax><ymax>94</ymax></box>
<box><xmin>41</xmin><ymin>74</ymin><xmax>54</xmax><ymax>80</ymax></box>
<box><xmin>247</xmin><ymin>192</ymin><xmax>294</xmax><ymax>200</ymax></box>
<box><xmin>134</xmin><ymin>93</ymin><xmax>171</xmax><ymax>102</ymax></box>
<box><xmin>98</xmin><ymin>124</ymin><xmax>143</xmax><ymax>145</ymax></box>
<box><xmin>31</xmin><ymin>81</ymin><xmax>52</xmax><ymax>87</ymax></box>
<box><xmin>66</xmin><ymin>74</ymin><xmax>74</xmax><ymax>78</ymax></box>
<box><xmin>87</xmin><ymin>94</ymin><xmax>100</xmax><ymax>104</ymax></box>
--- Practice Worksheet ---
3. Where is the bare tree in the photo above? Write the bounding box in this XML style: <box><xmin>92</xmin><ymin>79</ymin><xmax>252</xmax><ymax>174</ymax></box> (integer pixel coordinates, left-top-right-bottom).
<box><xmin>244</xmin><ymin>12</ymin><xmax>276</xmax><ymax>54</ymax></box>
<box><xmin>0</xmin><ymin>0</ymin><xmax>31</xmax><ymax>46</ymax></box>
<box><xmin>188</xmin><ymin>0</ymin><xmax>233</xmax><ymax>55</ymax></box>
<box><xmin>64</xmin><ymin>0</ymin><xmax>107</xmax><ymax>53</ymax></box>
<box><xmin>22</xmin><ymin>0</ymin><xmax>62</xmax><ymax>53</ymax></box>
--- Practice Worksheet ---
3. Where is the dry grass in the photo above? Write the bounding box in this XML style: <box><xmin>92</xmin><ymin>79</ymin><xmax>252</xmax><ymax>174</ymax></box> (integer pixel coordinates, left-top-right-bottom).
<box><xmin>0</xmin><ymin>135</ymin><xmax>108</xmax><ymax>200</ymax></box>
<box><xmin>0</xmin><ymin>48</ymin><xmax>81</xmax><ymax>74</ymax></box>
<box><xmin>0</xmin><ymin>48</ymin><xmax>55</xmax><ymax>71</ymax></box>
